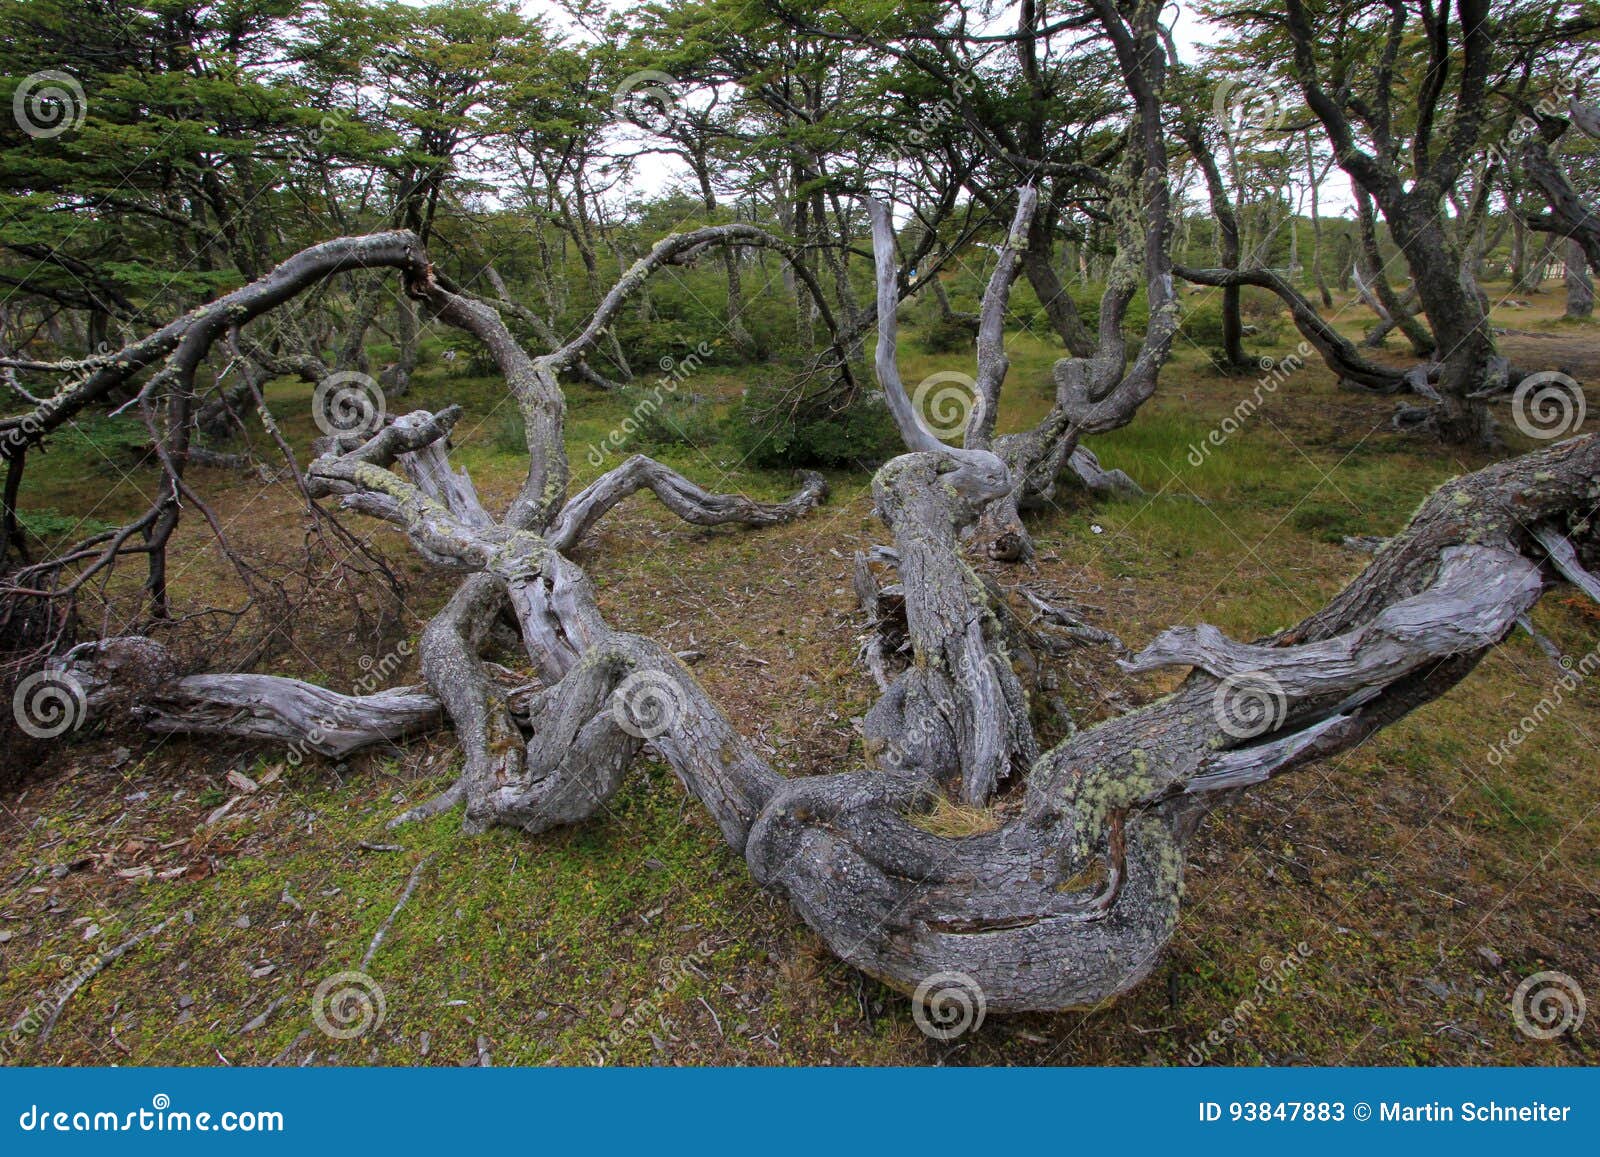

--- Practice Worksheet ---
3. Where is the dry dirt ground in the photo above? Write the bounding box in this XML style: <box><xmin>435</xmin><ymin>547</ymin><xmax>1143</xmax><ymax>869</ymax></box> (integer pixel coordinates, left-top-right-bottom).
<box><xmin>1</xmin><ymin>288</ymin><xmax>1597</xmax><ymax>1067</ymax></box>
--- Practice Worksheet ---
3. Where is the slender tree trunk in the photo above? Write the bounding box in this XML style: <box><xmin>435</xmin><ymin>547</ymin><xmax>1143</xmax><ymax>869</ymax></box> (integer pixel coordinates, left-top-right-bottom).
<box><xmin>1566</xmin><ymin>238</ymin><xmax>1595</xmax><ymax>318</ymax></box>
<box><xmin>1021</xmin><ymin>202</ymin><xmax>1096</xmax><ymax>356</ymax></box>
<box><xmin>1179</xmin><ymin>118</ymin><xmax>1248</xmax><ymax>367</ymax></box>
<box><xmin>692</xmin><ymin>157</ymin><xmax>755</xmax><ymax>356</ymax></box>
<box><xmin>1305</xmin><ymin>136</ymin><xmax>1333</xmax><ymax>307</ymax></box>
<box><xmin>1355</xmin><ymin>190</ymin><xmax>1436</xmax><ymax>355</ymax></box>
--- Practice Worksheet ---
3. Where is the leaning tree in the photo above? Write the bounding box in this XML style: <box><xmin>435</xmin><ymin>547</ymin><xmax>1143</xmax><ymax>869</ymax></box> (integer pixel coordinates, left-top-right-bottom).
<box><xmin>1189</xmin><ymin>0</ymin><xmax>1598</xmax><ymax>443</ymax></box>
<box><xmin>17</xmin><ymin>0</ymin><xmax>1600</xmax><ymax>1014</ymax></box>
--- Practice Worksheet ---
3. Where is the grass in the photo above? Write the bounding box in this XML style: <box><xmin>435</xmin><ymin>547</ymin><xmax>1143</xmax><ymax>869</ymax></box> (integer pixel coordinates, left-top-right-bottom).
<box><xmin>907</xmin><ymin>799</ymin><xmax>1003</xmax><ymax>839</ymax></box>
<box><xmin>1</xmin><ymin>284</ymin><xmax>1597</xmax><ymax>1066</ymax></box>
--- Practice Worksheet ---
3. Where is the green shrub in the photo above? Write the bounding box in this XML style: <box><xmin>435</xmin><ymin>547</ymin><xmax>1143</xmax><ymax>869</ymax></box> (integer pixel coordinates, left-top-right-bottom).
<box><xmin>440</xmin><ymin>331</ymin><xmax>495</xmax><ymax>376</ymax></box>
<box><xmin>1179</xmin><ymin>299</ymin><xmax>1229</xmax><ymax>347</ymax></box>
<box><xmin>1069</xmin><ymin>283</ymin><xmax>1149</xmax><ymax>339</ymax></box>
<box><xmin>727</xmin><ymin>380</ymin><xmax>901</xmax><ymax>468</ymax></box>
<box><xmin>920</xmin><ymin>312</ymin><xmax>978</xmax><ymax>353</ymax></box>
<box><xmin>1239</xmin><ymin>285</ymin><xmax>1283</xmax><ymax>321</ymax></box>
<box><xmin>18</xmin><ymin>508</ymin><xmax>113</xmax><ymax>543</ymax></box>
<box><xmin>621</xmin><ymin>386</ymin><xmax>721</xmax><ymax>450</ymax></box>
<box><xmin>1291</xmin><ymin>501</ymin><xmax>1366</xmax><ymax>543</ymax></box>
<box><xmin>493</xmin><ymin>408</ymin><xmax>527</xmax><ymax>455</ymax></box>
<box><xmin>56</xmin><ymin>415</ymin><xmax>148</xmax><ymax>459</ymax></box>
<box><xmin>1179</xmin><ymin>296</ymin><xmax>1287</xmax><ymax>355</ymax></box>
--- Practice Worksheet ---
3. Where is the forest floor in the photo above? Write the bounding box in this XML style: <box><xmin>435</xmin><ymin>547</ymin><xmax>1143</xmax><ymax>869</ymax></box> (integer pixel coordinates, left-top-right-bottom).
<box><xmin>2</xmin><ymin>284</ymin><xmax>1598</xmax><ymax>1067</ymax></box>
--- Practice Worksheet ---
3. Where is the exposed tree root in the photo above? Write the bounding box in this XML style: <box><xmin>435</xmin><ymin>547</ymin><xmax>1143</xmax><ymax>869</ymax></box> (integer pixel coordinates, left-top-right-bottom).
<box><xmin>37</xmin><ymin>915</ymin><xmax>178</xmax><ymax>1043</ymax></box>
<box><xmin>361</xmin><ymin>855</ymin><xmax>435</xmax><ymax>970</ymax></box>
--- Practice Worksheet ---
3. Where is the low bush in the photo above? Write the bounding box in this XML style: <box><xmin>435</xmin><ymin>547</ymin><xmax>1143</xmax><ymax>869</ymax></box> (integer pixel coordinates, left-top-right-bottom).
<box><xmin>727</xmin><ymin>379</ymin><xmax>901</xmax><ymax>468</ymax></box>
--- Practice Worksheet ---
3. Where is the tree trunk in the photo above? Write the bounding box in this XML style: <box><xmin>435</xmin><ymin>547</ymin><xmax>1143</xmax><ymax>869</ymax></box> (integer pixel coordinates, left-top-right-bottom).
<box><xmin>1354</xmin><ymin>190</ymin><xmax>1436</xmax><ymax>356</ymax></box>
<box><xmin>1384</xmin><ymin>197</ymin><xmax>1496</xmax><ymax>444</ymax></box>
<box><xmin>37</xmin><ymin>211</ymin><xmax>1600</xmax><ymax>1018</ymax></box>
<box><xmin>1566</xmin><ymin>238</ymin><xmax>1595</xmax><ymax>319</ymax></box>
<box><xmin>1021</xmin><ymin>204</ymin><xmax>1096</xmax><ymax>356</ymax></box>
<box><xmin>1179</xmin><ymin>117</ymin><xmax>1249</xmax><ymax>367</ymax></box>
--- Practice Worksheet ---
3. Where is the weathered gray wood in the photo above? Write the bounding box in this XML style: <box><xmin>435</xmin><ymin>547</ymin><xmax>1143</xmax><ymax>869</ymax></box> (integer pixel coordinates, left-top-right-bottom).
<box><xmin>1532</xmin><ymin>524</ymin><xmax>1600</xmax><ymax>606</ymax></box>
<box><xmin>1121</xmin><ymin>546</ymin><xmax>1543</xmax><ymax>694</ymax></box>
<box><xmin>549</xmin><ymin>456</ymin><xmax>825</xmax><ymax>552</ymax></box>
<box><xmin>866</xmin><ymin>200</ymin><xmax>1012</xmax><ymax>503</ymax></box>
<box><xmin>51</xmin><ymin>200</ymin><xmax>1600</xmax><ymax>1019</ymax></box>
<box><xmin>968</xmin><ymin>187</ymin><xmax>1039</xmax><ymax>450</ymax></box>
<box><xmin>58</xmin><ymin>638</ymin><xmax>445</xmax><ymax>756</ymax></box>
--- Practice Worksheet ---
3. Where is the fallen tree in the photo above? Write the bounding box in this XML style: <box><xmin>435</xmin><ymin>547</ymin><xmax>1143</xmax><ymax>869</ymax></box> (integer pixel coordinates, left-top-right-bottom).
<box><xmin>43</xmin><ymin>216</ymin><xmax>1600</xmax><ymax>1011</ymax></box>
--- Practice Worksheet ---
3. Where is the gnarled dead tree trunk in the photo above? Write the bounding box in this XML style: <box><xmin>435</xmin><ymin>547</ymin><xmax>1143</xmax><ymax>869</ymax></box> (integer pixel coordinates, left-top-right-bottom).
<box><xmin>18</xmin><ymin>5</ymin><xmax>1600</xmax><ymax>1015</ymax></box>
<box><xmin>63</xmin><ymin>377</ymin><xmax>1600</xmax><ymax>1012</ymax></box>
<box><xmin>44</xmin><ymin>214</ymin><xmax>1600</xmax><ymax>1012</ymax></box>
